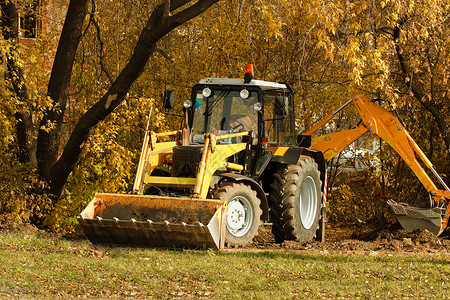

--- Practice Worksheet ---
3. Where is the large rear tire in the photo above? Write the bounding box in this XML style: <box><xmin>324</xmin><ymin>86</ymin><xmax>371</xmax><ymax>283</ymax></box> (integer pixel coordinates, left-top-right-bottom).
<box><xmin>214</xmin><ymin>182</ymin><xmax>262</xmax><ymax>246</ymax></box>
<box><xmin>269</xmin><ymin>156</ymin><xmax>322</xmax><ymax>243</ymax></box>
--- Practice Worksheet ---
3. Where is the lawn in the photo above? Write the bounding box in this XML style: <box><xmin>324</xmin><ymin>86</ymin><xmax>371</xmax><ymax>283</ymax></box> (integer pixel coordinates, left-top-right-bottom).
<box><xmin>0</xmin><ymin>230</ymin><xmax>449</xmax><ymax>299</ymax></box>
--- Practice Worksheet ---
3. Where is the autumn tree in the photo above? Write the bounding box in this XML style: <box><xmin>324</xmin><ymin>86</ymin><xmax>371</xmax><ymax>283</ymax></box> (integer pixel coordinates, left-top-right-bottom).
<box><xmin>305</xmin><ymin>0</ymin><xmax>449</xmax><ymax>154</ymax></box>
<box><xmin>0</xmin><ymin>0</ymin><xmax>219</xmax><ymax>223</ymax></box>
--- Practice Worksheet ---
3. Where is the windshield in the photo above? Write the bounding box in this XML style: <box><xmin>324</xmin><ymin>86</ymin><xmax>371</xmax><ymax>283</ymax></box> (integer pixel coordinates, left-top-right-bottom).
<box><xmin>191</xmin><ymin>89</ymin><xmax>259</xmax><ymax>143</ymax></box>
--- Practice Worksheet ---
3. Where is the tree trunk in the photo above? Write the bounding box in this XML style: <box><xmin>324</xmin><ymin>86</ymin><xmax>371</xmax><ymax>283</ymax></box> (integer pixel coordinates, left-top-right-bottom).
<box><xmin>48</xmin><ymin>0</ymin><xmax>220</xmax><ymax>197</ymax></box>
<box><xmin>36</xmin><ymin>0</ymin><xmax>89</xmax><ymax>180</ymax></box>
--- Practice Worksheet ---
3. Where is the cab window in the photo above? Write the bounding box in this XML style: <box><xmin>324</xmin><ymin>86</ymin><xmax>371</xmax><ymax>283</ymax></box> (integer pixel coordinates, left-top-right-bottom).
<box><xmin>263</xmin><ymin>91</ymin><xmax>295</xmax><ymax>145</ymax></box>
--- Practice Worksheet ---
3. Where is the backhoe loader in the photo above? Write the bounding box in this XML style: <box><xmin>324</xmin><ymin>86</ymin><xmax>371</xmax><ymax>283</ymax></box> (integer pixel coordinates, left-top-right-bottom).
<box><xmin>78</xmin><ymin>65</ymin><xmax>449</xmax><ymax>249</ymax></box>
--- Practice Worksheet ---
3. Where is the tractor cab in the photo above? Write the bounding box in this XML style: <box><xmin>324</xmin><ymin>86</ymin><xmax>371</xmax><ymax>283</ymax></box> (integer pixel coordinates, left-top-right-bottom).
<box><xmin>187</xmin><ymin>77</ymin><xmax>296</xmax><ymax>147</ymax></box>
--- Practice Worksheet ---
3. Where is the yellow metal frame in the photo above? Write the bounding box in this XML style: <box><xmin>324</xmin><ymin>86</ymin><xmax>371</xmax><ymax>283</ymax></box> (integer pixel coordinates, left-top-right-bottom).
<box><xmin>133</xmin><ymin>130</ymin><xmax>181</xmax><ymax>193</ymax></box>
<box><xmin>133</xmin><ymin>129</ymin><xmax>249</xmax><ymax>199</ymax></box>
<box><xmin>193</xmin><ymin>132</ymin><xmax>248</xmax><ymax>199</ymax></box>
<box><xmin>143</xmin><ymin>176</ymin><xmax>197</xmax><ymax>188</ymax></box>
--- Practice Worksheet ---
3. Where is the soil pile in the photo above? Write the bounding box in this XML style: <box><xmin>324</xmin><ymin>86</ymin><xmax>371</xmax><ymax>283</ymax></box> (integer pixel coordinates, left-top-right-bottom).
<box><xmin>247</xmin><ymin>224</ymin><xmax>450</xmax><ymax>254</ymax></box>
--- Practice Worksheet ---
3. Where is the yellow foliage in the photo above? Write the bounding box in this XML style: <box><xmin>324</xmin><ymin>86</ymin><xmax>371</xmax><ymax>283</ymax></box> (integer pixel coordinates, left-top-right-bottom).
<box><xmin>1</xmin><ymin>0</ymin><xmax>449</xmax><ymax>231</ymax></box>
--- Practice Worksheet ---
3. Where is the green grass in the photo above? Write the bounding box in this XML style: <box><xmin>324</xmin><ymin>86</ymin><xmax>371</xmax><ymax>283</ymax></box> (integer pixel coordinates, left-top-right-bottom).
<box><xmin>0</xmin><ymin>231</ymin><xmax>449</xmax><ymax>299</ymax></box>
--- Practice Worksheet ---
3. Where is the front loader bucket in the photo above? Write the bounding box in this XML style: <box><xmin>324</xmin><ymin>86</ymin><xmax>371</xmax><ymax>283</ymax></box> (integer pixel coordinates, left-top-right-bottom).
<box><xmin>387</xmin><ymin>200</ymin><xmax>446</xmax><ymax>236</ymax></box>
<box><xmin>78</xmin><ymin>193</ymin><xmax>227</xmax><ymax>250</ymax></box>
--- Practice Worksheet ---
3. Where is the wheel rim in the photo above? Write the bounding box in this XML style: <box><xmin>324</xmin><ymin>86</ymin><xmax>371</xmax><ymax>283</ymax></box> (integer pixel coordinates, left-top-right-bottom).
<box><xmin>299</xmin><ymin>176</ymin><xmax>317</xmax><ymax>229</ymax></box>
<box><xmin>226</xmin><ymin>196</ymin><xmax>253</xmax><ymax>237</ymax></box>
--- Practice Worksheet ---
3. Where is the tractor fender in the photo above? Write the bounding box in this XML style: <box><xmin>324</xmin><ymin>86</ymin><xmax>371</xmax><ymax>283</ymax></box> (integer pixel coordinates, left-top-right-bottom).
<box><xmin>270</xmin><ymin>147</ymin><xmax>326</xmax><ymax>188</ymax></box>
<box><xmin>300</xmin><ymin>148</ymin><xmax>327</xmax><ymax>187</ymax></box>
<box><xmin>218</xmin><ymin>173</ymin><xmax>270</xmax><ymax>221</ymax></box>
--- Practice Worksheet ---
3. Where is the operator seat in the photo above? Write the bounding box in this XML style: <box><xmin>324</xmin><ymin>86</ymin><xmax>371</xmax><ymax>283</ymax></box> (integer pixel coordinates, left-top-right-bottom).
<box><xmin>222</xmin><ymin>114</ymin><xmax>257</xmax><ymax>145</ymax></box>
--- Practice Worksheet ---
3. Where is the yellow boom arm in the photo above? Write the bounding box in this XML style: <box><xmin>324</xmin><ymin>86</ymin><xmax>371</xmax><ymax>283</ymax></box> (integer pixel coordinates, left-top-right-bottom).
<box><xmin>308</xmin><ymin>95</ymin><xmax>450</xmax><ymax>232</ymax></box>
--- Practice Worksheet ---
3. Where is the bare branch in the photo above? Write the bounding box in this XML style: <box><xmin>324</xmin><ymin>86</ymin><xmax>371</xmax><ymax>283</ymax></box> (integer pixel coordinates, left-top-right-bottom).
<box><xmin>90</xmin><ymin>0</ymin><xmax>113</xmax><ymax>84</ymax></box>
<box><xmin>300</xmin><ymin>72</ymin><xmax>385</xmax><ymax>86</ymax></box>
<box><xmin>168</xmin><ymin>0</ymin><xmax>220</xmax><ymax>28</ymax></box>
<box><xmin>162</xmin><ymin>0</ymin><xmax>171</xmax><ymax>22</ymax></box>
<box><xmin>156</xmin><ymin>48</ymin><xmax>175</xmax><ymax>62</ymax></box>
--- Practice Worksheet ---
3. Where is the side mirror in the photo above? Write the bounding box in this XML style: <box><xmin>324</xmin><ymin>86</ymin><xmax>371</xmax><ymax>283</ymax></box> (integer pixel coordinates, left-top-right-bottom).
<box><xmin>163</xmin><ymin>90</ymin><xmax>174</xmax><ymax>109</ymax></box>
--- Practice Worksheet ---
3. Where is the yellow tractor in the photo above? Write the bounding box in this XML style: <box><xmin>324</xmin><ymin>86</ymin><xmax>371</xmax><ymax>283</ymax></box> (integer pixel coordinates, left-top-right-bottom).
<box><xmin>78</xmin><ymin>65</ymin><xmax>450</xmax><ymax>249</ymax></box>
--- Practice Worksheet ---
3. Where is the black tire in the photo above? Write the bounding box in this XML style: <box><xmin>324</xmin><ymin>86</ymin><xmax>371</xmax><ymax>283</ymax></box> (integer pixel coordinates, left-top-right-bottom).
<box><xmin>214</xmin><ymin>182</ymin><xmax>262</xmax><ymax>246</ymax></box>
<box><xmin>269</xmin><ymin>156</ymin><xmax>322</xmax><ymax>243</ymax></box>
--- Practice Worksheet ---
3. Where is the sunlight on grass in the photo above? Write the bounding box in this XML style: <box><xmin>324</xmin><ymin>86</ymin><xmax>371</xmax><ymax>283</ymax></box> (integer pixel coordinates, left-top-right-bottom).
<box><xmin>0</xmin><ymin>231</ymin><xmax>449</xmax><ymax>299</ymax></box>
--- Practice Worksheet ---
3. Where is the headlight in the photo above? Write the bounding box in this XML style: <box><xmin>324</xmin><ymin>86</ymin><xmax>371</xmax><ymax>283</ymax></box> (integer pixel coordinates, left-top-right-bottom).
<box><xmin>183</xmin><ymin>99</ymin><xmax>192</xmax><ymax>108</ymax></box>
<box><xmin>240</xmin><ymin>89</ymin><xmax>250</xmax><ymax>99</ymax></box>
<box><xmin>253</xmin><ymin>102</ymin><xmax>262</xmax><ymax>111</ymax></box>
<box><xmin>202</xmin><ymin>87</ymin><xmax>212</xmax><ymax>98</ymax></box>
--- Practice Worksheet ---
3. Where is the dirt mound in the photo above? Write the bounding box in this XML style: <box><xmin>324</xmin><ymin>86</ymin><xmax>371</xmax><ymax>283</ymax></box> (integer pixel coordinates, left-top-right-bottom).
<box><xmin>243</xmin><ymin>224</ymin><xmax>450</xmax><ymax>254</ymax></box>
<box><xmin>376</xmin><ymin>227</ymin><xmax>439</xmax><ymax>243</ymax></box>
<box><xmin>369</xmin><ymin>227</ymin><xmax>446</xmax><ymax>251</ymax></box>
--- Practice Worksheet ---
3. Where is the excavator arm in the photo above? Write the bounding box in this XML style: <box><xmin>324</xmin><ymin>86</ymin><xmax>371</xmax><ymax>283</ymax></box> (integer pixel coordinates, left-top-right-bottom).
<box><xmin>308</xmin><ymin>95</ymin><xmax>450</xmax><ymax>235</ymax></box>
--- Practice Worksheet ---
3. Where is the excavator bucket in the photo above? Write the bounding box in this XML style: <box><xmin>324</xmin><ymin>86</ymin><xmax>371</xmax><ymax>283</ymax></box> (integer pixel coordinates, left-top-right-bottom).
<box><xmin>387</xmin><ymin>200</ymin><xmax>446</xmax><ymax>236</ymax></box>
<box><xmin>78</xmin><ymin>193</ymin><xmax>227</xmax><ymax>250</ymax></box>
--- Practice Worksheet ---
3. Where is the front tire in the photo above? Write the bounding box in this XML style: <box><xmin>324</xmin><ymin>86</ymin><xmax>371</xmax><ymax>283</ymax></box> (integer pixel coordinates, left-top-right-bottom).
<box><xmin>269</xmin><ymin>156</ymin><xmax>322</xmax><ymax>243</ymax></box>
<box><xmin>214</xmin><ymin>182</ymin><xmax>262</xmax><ymax>246</ymax></box>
